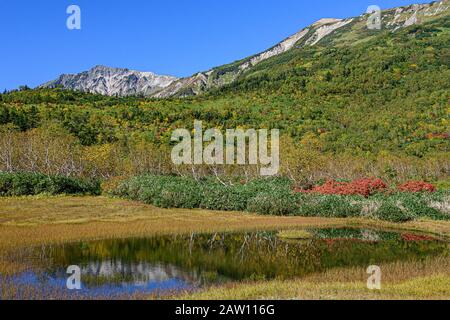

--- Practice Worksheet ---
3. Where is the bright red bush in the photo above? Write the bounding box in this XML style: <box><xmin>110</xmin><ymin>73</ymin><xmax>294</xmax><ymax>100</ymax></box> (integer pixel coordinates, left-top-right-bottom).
<box><xmin>401</xmin><ymin>233</ymin><xmax>436</xmax><ymax>241</ymax></box>
<box><xmin>295</xmin><ymin>178</ymin><xmax>387</xmax><ymax>197</ymax></box>
<box><xmin>397</xmin><ymin>181</ymin><xmax>436</xmax><ymax>193</ymax></box>
<box><xmin>295</xmin><ymin>178</ymin><xmax>436</xmax><ymax>196</ymax></box>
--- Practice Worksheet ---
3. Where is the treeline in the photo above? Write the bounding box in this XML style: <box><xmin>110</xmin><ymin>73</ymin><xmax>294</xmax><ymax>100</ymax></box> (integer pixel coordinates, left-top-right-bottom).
<box><xmin>0</xmin><ymin>123</ymin><xmax>448</xmax><ymax>185</ymax></box>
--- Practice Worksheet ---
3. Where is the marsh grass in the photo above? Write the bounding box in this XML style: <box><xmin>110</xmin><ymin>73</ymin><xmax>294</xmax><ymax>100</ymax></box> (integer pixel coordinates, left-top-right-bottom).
<box><xmin>0</xmin><ymin>196</ymin><xmax>449</xmax><ymax>300</ymax></box>
<box><xmin>277</xmin><ymin>230</ymin><xmax>313</xmax><ymax>240</ymax></box>
<box><xmin>179</xmin><ymin>254</ymin><xmax>450</xmax><ymax>300</ymax></box>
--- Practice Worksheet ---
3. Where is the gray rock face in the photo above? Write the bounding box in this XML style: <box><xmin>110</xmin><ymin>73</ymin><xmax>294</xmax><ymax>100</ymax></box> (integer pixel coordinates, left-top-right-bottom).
<box><xmin>41</xmin><ymin>65</ymin><xmax>177</xmax><ymax>97</ymax></box>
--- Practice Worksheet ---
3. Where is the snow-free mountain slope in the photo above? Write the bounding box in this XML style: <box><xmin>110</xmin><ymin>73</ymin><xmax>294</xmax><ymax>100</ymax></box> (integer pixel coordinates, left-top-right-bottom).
<box><xmin>41</xmin><ymin>65</ymin><xmax>178</xmax><ymax>97</ymax></box>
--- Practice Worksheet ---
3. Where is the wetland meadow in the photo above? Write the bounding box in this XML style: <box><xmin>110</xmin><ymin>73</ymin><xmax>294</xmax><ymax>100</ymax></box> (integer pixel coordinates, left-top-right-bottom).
<box><xmin>0</xmin><ymin>196</ymin><xmax>448</xmax><ymax>300</ymax></box>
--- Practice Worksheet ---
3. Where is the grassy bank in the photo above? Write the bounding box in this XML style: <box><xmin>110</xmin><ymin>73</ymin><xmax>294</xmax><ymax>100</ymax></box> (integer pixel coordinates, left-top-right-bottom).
<box><xmin>112</xmin><ymin>175</ymin><xmax>450</xmax><ymax>222</ymax></box>
<box><xmin>180</xmin><ymin>256</ymin><xmax>450</xmax><ymax>300</ymax></box>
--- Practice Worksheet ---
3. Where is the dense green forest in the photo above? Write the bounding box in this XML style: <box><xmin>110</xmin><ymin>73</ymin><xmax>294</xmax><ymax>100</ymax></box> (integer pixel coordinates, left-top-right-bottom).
<box><xmin>0</xmin><ymin>16</ymin><xmax>448</xmax><ymax>184</ymax></box>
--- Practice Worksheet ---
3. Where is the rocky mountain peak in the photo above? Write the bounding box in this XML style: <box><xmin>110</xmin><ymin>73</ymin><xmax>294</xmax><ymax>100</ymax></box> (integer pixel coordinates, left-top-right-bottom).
<box><xmin>41</xmin><ymin>65</ymin><xmax>178</xmax><ymax>97</ymax></box>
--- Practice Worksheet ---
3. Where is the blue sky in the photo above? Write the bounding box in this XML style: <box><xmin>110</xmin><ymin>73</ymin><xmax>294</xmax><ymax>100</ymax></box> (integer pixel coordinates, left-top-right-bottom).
<box><xmin>0</xmin><ymin>0</ymin><xmax>430</xmax><ymax>90</ymax></box>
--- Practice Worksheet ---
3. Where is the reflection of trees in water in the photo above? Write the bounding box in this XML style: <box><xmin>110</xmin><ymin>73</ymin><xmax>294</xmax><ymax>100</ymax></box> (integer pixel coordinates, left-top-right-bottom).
<box><xmin>80</xmin><ymin>260</ymin><xmax>203</xmax><ymax>285</ymax></box>
<box><xmin>35</xmin><ymin>231</ymin><xmax>315</xmax><ymax>281</ymax></box>
<box><xmin>162</xmin><ymin>232</ymin><xmax>326</xmax><ymax>279</ymax></box>
<box><xmin>235</xmin><ymin>233</ymin><xmax>280</xmax><ymax>262</ymax></box>
<box><xmin>33</xmin><ymin>230</ymin><xmax>448</xmax><ymax>283</ymax></box>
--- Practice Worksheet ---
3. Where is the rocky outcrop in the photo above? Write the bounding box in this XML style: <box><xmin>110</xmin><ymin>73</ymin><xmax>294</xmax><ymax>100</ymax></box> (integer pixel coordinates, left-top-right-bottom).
<box><xmin>41</xmin><ymin>65</ymin><xmax>177</xmax><ymax>97</ymax></box>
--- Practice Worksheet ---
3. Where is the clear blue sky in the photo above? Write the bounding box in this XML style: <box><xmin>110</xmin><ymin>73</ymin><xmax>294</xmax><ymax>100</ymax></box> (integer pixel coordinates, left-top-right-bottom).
<box><xmin>0</xmin><ymin>0</ymin><xmax>429</xmax><ymax>90</ymax></box>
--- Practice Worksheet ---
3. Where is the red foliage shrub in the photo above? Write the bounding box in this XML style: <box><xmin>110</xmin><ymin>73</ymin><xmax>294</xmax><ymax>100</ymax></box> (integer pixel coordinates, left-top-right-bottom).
<box><xmin>425</xmin><ymin>133</ymin><xmax>449</xmax><ymax>140</ymax></box>
<box><xmin>295</xmin><ymin>178</ymin><xmax>436</xmax><ymax>196</ymax></box>
<box><xmin>401</xmin><ymin>233</ymin><xmax>436</xmax><ymax>241</ymax></box>
<box><xmin>295</xmin><ymin>178</ymin><xmax>387</xmax><ymax>197</ymax></box>
<box><xmin>397</xmin><ymin>181</ymin><xmax>436</xmax><ymax>193</ymax></box>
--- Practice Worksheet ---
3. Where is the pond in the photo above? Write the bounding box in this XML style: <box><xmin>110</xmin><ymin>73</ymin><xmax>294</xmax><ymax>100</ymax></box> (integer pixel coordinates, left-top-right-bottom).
<box><xmin>2</xmin><ymin>227</ymin><xmax>448</xmax><ymax>299</ymax></box>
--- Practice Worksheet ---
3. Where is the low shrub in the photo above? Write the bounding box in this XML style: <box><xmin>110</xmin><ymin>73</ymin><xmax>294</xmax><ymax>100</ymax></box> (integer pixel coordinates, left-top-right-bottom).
<box><xmin>113</xmin><ymin>175</ymin><xmax>449</xmax><ymax>222</ymax></box>
<box><xmin>397</xmin><ymin>181</ymin><xmax>436</xmax><ymax>193</ymax></box>
<box><xmin>374</xmin><ymin>201</ymin><xmax>414</xmax><ymax>223</ymax></box>
<box><xmin>247</xmin><ymin>192</ymin><xmax>298</xmax><ymax>216</ymax></box>
<box><xmin>114</xmin><ymin>175</ymin><xmax>296</xmax><ymax>212</ymax></box>
<box><xmin>153</xmin><ymin>178</ymin><xmax>203</xmax><ymax>209</ymax></box>
<box><xmin>295</xmin><ymin>178</ymin><xmax>387</xmax><ymax>197</ymax></box>
<box><xmin>296</xmin><ymin>194</ymin><xmax>363</xmax><ymax>218</ymax></box>
<box><xmin>296</xmin><ymin>178</ymin><xmax>438</xmax><ymax>196</ymax></box>
<box><xmin>200</xmin><ymin>184</ymin><xmax>251</xmax><ymax>211</ymax></box>
<box><xmin>0</xmin><ymin>172</ymin><xmax>100</xmax><ymax>196</ymax></box>
<box><xmin>385</xmin><ymin>192</ymin><xmax>449</xmax><ymax>221</ymax></box>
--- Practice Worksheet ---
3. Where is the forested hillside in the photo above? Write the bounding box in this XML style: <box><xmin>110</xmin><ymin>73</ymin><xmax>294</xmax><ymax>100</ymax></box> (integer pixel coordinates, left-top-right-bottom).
<box><xmin>0</xmin><ymin>12</ymin><xmax>448</xmax><ymax>185</ymax></box>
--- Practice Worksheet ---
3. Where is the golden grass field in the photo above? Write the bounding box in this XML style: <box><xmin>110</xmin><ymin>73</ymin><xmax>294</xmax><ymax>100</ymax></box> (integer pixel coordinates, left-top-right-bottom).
<box><xmin>0</xmin><ymin>196</ymin><xmax>449</xmax><ymax>300</ymax></box>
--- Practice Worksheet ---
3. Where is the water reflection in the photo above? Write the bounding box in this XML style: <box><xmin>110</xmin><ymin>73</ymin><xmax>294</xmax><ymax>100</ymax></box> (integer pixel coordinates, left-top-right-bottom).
<box><xmin>5</xmin><ymin>228</ymin><xmax>447</xmax><ymax>298</ymax></box>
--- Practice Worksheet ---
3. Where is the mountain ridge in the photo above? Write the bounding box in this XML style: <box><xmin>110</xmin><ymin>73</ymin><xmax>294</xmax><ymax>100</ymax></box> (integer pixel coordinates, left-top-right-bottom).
<box><xmin>41</xmin><ymin>65</ymin><xmax>178</xmax><ymax>97</ymax></box>
<box><xmin>40</xmin><ymin>0</ymin><xmax>449</xmax><ymax>98</ymax></box>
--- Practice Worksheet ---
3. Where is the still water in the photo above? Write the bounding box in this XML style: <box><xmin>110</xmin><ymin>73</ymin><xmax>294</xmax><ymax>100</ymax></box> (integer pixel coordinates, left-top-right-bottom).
<box><xmin>3</xmin><ymin>228</ymin><xmax>448</xmax><ymax>298</ymax></box>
